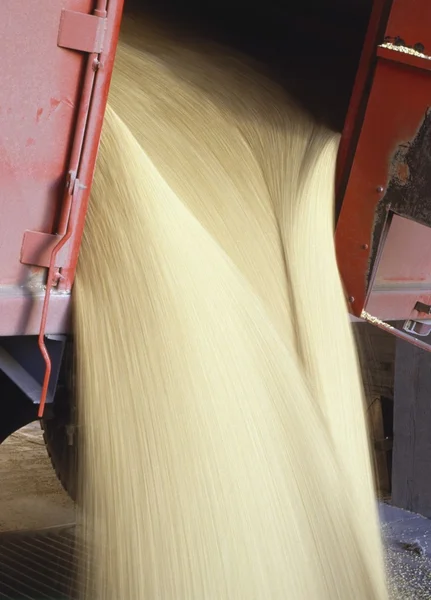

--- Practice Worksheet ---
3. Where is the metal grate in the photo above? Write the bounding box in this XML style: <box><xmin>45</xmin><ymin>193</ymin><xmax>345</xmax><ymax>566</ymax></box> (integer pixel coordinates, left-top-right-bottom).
<box><xmin>0</xmin><ymin>526</ymin><xmax>79</xmax><ymax>600</ymax></box>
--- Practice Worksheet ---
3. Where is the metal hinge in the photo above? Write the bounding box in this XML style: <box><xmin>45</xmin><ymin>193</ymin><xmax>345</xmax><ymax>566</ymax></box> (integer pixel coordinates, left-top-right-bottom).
<box><xmin>57</xmin><ymin>9</ymin><xmax>107</xmax><ymax>54</ymax></box>
<box><xmin>20</xmin><ymin>173</ymin><xmax>86</xmax><ymax>270</ymax></box>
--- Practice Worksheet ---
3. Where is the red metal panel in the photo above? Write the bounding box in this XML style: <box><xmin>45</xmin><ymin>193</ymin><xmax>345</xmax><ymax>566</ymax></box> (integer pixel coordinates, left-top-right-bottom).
<box><xmin>336</xmin><ymin>0</ymin><xmax>389</xmax><ymax>199</ymax></box>
<box><xmin>56</xmin><ymin>1</ymin><xmax>125</xmax><ymax>293</ymax></box>
<box><xmin>336</xmin><ymin>0</ymin><xmax>431</xmax><ymax>323</ymax></box>
<box><xmin>0</xmin><ymin>0</ymin><xmax>91</xmax><ymax>286</ymax></box>
<box><xmin>0</xmin><ymin>0</ymin><xmax>124</xmax><ymax>336</ymax></box>
<box><xmin>386</xmin><ymin>0</ymin><xmax>431</xmax><ymax>51</ymax></box>
<box><xmin>21</xmin><ymin>231</ymin><xmax>71</xmax><ymax>269</ymax></box>
<box><xmin>0</xmin><ymin>292</ymin><xmax>70</xmax><ymax>337</ymax></box>
<box><xmin>336</xmin><ymin>56</ymin><xmax>431</xmax><ymax>315</ymax></box>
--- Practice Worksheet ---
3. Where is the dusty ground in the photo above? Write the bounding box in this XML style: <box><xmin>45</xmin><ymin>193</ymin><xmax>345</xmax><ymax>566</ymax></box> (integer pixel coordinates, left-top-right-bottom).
<box><xmin>0</xmin><ymin>421</ymin><xmax>75</xmax><ymax>532</ymax></box>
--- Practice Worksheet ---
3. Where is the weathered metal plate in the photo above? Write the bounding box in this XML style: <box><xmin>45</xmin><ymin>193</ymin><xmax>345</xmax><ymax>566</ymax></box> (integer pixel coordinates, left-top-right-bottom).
<box><xmin>366</xmin><ymin>215</ymin><xmax>431</xmax><ymax>320</ymax></box>
<box><xmin>0</xmin><ymin>0</ymin><xmax>91</xmax><ymax>291</ymax></box>
<box><xmin>0</xmin><ymin>0</ymin><xmax>124</xmax><ymax>337</ymax></box>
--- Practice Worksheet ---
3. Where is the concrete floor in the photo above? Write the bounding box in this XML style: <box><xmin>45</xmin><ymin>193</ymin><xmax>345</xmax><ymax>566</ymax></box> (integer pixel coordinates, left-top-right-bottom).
<box><xmin>0</xmin><ymin>421</ymin><xmax>75</xmax><ymax>533</ymax></box>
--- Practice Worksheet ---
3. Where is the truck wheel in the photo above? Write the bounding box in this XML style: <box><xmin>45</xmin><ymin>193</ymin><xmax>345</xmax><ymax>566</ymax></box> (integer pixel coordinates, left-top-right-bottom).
<box><xmin>41</xmin><ymin>340</ymin><xmax>78</xmax><ymax>502</ymax></box>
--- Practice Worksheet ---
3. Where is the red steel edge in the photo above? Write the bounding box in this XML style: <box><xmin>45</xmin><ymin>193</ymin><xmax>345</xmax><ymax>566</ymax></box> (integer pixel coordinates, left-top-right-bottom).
<box><xmin>37</xmin><ymin>0</ymin><xmax>125</xmax><ymax>417</ymax></box>
<box><xmin>336</xmin><ymin>0</ymin><xmax>390</xmax><ymax>202</ymax></box>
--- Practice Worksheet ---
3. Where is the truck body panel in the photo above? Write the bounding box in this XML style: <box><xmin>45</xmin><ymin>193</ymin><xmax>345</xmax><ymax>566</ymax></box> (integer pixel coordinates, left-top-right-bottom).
<box><xmin>0</xmin><ymin>0</ymin><xmax>124</xmax><ymax>338</ymax></box>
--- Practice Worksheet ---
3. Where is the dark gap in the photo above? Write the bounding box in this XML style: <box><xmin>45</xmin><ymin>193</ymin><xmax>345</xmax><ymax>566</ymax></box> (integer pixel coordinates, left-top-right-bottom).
<box><xmin>124</xmin><ymin>0</ymin><xmax>374</xmax><ymax>130</ymax></box>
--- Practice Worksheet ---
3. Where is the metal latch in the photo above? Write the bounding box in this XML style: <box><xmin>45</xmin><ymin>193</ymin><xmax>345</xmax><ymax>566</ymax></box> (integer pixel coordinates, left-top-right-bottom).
<box><xmin>403</xmin><ymin>302</ymin><xmax>431</xmax><ymax>337</ymax></box>
<box><xmin>57</xmin><ymin>9</ymin><xmax>107</xmax><ymax>54</ymax></box>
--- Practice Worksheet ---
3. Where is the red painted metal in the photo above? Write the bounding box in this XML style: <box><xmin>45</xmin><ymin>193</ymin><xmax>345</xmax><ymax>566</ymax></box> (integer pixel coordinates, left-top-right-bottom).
<box><xmin>36</xmin><ymin>0</ymin><xmax>124</xmax><ymax>417</ymax></box>
<box><xmin>0</xmin><ymin>0</ymin><xmax>123</xmax><ymax>341</ymax></box>
<box><xmin>21</xmin><ymin>231</ymin><xmax>71</xmax><ymax>269</ymax></box>
<box><xmin>57</xmin><ymin>0</ymin><xmax>125</xmax><ymax>293</ymax></box>
<box><xmin>336</xmin><ymin>0</ymin><xmax>390</xmax><ymax>200</ymax></box>
<box><xmin>386</xmin><ymin>0</ymin><xmax>431</xmax><ymax>50</ymax></box>
<box><xmin>336</xmin><ymin>0</ymin><xmax>431</xmax><ymax>334</ymax></box>
<box><xmin>337</xmin><ymin>56</ymin><xmax>431</xmax><ymax>316</ymax></box>
<box><xmin>377</xmin><ymin>46</ymin><xmax>431</xmax><ymax>71</ymax></box>
<box><xmin>0</xmin><ymin>0</ymin><xmax>124</xmax><ymax>414</ymax></box>
<box><xmin>0</xmin><ymin>292</ymin><xmax>70</xmax><ymax>337</ymax></box>
<box><xmin>58</xmin><ymin>9</ymin><xmax>107</xmax><ymax>53</ymax></box>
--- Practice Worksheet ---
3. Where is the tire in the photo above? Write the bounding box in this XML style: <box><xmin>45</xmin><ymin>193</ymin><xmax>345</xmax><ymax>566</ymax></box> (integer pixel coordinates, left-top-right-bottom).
<box><xmin>41</xmin><ymin>339</ymin><xmax>78</xmax><ymax>502</ymax></box>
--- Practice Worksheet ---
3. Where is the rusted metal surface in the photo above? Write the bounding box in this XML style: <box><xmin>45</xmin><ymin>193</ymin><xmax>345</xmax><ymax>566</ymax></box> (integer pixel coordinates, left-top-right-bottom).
<box><xmin>336</xmin><ymin>0</ymin><xmax>431</xmax><ymax>338</ymax></box>
<box><xmin>0</xmin><ymin>0</ymin><xmax>123</xmax><ymax>342</ymax></box>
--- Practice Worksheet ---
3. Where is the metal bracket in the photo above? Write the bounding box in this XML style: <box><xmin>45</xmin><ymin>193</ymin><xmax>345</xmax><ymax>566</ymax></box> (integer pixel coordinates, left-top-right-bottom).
<box><xmin>403</xmin><ymin>320</ymin><xmax>431</xmax><ymax>337</ymax></box>
<box><xmin>402</xmin><ymin>301</ymin><xmax>431</xmax><ymax>337</ymax></box>
<box><xmin>20</xmin><ymin>231</ymin><xmax>70</xmax><ymax>269</ymax></box>
<box><xmin>57</xmin><ymin>9</ymin><xmax>107</xmax><ymax>54</ymax></box>
<box><xmin>0</xmin><ymin>335</ymin><xmax>66</xmax><ymax>405</ymax></box>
